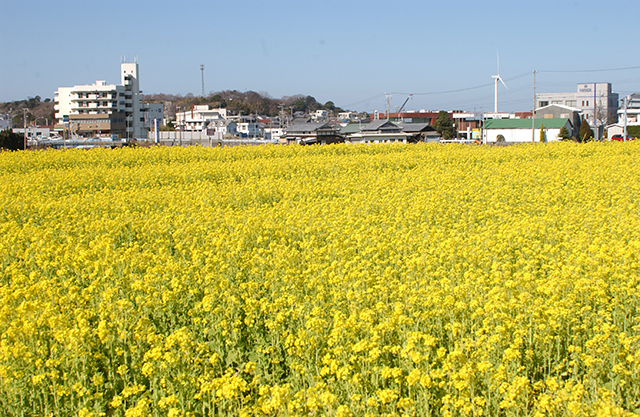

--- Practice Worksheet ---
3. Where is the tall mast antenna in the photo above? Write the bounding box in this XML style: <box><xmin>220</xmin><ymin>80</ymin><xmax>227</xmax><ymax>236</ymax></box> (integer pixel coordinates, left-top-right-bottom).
<box><xmin>200</xmin><ymin>65</ymin><xmax>205</xmax><ymax>97</ymax></box>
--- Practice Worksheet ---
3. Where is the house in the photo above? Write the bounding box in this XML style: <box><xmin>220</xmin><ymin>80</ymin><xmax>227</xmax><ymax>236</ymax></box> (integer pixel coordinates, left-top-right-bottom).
<box><xmin>606</xmin><ymin>93</ymin><xmax>640</xmax><ymax>139</ymax></box>
<box><xmin>175</xmin><ymin>105</ymin><xmax>228</xmax><ymax>132</ymax></box>
<box><xmin>338</xmin><ymin>111</ymin><xmax>358</xmax><ymax>123</ymax></box>
<box><xmin>284</xmin><ymin>121</ymin><xmax>342</xmax><ymax>144</ymax></box>
<box><xmin>347</xmin><ymin>120</ymin><xmax>411</xmax><ymax>144</ymax></box>
<box><xmin>236</xmin><ymin>119</ymin><xmax>261</xmax><ymax>138</ymax></box>
<box><xmin>311</xmin><ymin>109</ymin><xmax>328</xmax><ymax>121</ymax></box>
<box><xmin>340</xmin><ymin>123</ymin><xmax>363</xmax><ymax>137</ymax></box>
<box><xmin>396</xmin><ymin>123</ymin><xmax>440</xmax><ymax>142</ymax></box>
<box><xmin>371</xmin><ymin>110</ymin><xmax>440</xmax><ymax>125</ymax></box>
<box><xmin>483</xmin><ymin>118</ymin><xmax>572</xmax><ymax>143</ymax></box>
<box><xmin>203</xmin><ymin>119</ymin><xmax>237</xmax><ymax>140</ymax></box>
<box><xmin>262</xmin><ymin>125</ymin><xmax>285</xmax><ymax>142</ymax></box>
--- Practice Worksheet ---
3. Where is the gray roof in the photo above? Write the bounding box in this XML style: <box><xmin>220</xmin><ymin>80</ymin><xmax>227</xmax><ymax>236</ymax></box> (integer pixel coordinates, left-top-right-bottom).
<box><xmin>361</xmin><ymin>120</ymin><xmax>400</xmax><ymax>132</ymax></box>
<box><xmin>396</xmin><ymin>123</ymin><xmax>436</xmax><ymax>133</ymax></box>
<box><xmin>535</xmin><ymin>103</ymin><xmax>582</xmax><ymax>113</ymax></box>
<box><xmin>286</xmin><ymin>121</ymin><xmax>333</xmax><ymax>133</ymax></box>
<box><xmin>340</xmin><ymin>124</ymin><xmax>362</xmax><ymax>134</ymax></box>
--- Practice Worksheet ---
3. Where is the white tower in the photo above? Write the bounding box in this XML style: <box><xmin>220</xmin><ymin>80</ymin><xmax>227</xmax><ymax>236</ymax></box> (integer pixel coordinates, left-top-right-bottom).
<box><xmin>121</xmin><ymin>60</ymin><xmax>141</xmax><ymax>139</ymax></box>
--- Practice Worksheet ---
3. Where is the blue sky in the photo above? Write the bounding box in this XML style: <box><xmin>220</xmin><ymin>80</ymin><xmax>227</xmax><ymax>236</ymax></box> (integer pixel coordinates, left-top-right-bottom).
<box><xmin>1</xmin><ymin>0</ymin><xmax>638</xmax><ymax>113</ymax></box>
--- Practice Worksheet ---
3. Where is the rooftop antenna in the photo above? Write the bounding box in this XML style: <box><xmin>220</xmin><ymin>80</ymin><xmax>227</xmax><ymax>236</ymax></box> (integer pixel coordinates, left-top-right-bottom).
<box><xmin>491</xmin><ymin>50</ymin><xmax>508</xmax><ymax>113</ymax></box>
<box><xmin>200</xmin><ymin>65</ymin><xmax>205</xmax><ymax>97</ymax></box>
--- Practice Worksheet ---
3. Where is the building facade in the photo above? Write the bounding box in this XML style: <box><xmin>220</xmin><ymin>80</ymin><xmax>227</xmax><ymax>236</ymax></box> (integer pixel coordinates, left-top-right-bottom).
<box><xmin>175</xmin><ymin>105</ymin><xmax>228</xmax><ymax>131</ymax></box>
<box><xmin>536</xmin><ymin>83</ymin><xmax>618</xmax><ymax>128</ymax></box>
<box><xmin>54</xmin><ymin>61</ymin><xmax>145</xmax><ymax>139</ymax></box>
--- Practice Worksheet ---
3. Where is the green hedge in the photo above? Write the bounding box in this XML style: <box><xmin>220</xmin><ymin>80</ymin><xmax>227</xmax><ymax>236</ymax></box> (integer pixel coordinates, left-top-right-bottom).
<box><xmin>627</xmin><ymin>125</ymin><xmax>640</xmax><ymax>138</ymax></box>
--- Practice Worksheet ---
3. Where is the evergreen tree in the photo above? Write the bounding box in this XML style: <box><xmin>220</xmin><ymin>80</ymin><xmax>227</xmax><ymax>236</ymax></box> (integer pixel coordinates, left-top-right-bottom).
<box><xmin>0</xmin><ymin>129</ymin><xmax>24</xmax><ymax>151</ymax></box>
<box><xmin>434</xmin><ymin>111</ymin><xmax>455</xmax><ymax>140</ymax></box>
<box><xmin>540</xmin><ymin>124</ymin><xmax>546</xmax><ymax>143</ymax></box>
<box><xmin>558</xmin><ymin>126</ymin><xmax>570</xmax><ymax>141</ymax></box>
<box><xmin>578</xmin><ymin>119</ymin><xmax>593</xmax><ymax>143</ymax></box>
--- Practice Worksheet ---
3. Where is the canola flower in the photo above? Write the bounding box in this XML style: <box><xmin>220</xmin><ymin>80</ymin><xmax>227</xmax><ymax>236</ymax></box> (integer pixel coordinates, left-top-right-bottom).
<box><xmin>1</xmin><ymin>142</ymin><xmax>640</xmax><ymax>416</ymax></box>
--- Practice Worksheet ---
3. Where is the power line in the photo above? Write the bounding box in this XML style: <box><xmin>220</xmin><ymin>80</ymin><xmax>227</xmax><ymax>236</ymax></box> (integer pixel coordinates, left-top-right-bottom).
<box><xmin>391</xmin><ymin>72</ymin><xmax>531</xmax><ymax>97</ymax></box>
<box><xmin>341</xmin><ymin>93</ymin><xmax>385</xmax><ymax>109</ymax></box>
<box><xmin>539</xmin><ymin>65</ymin><xmax>640</xmax><ymax>74</ymax></box>
<box><xmin>341</xmin><ymin>64</ymin><xmax>640</xmax><ymax>110</ymax></box>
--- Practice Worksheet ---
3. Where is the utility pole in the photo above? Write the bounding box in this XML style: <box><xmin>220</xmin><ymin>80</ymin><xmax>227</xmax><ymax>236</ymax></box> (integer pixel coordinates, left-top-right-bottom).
<box><xmin>23</xmin><ymin>108</ymin><xmax>28</xmax><ymax>150</ymax></box>
<box><xmin>177</xmin><ymin>106</ymin><xmax>182</xmax><ymax>146</ymax></box>
<box><xmin>623</xmin><ymin>95</ymin><xmax>628</xmax><ymax>142</ymax></box>
<box><xmin>385</xmin><ymin>93</ymin><xmax>392</xmax><ymax>120</ymax></box>
<box><xmin>593</xmin><ymin>83</ymin><xmax>597</xmax><ymax>139</ymax></box>
<box><xmin>532</xmin><ymin>70</ymin><xmax>536</xmax><ymax>143</ymax></box>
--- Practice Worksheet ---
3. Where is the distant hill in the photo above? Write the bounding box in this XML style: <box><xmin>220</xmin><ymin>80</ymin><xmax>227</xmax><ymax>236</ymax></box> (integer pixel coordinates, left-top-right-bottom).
<box><xmin>142</xmin><ymin>90</ymin><xmax>346</xmax><ymax>118</ymax></box>
<box><xmin>1</xmin><ymin>96</ymin><xmax>55</xmax><ymax>128</ymax></box>
<box><xmin>1</xmin><ymin>90</ymin><xmax>358</xmax><ymax>128</ymax></box>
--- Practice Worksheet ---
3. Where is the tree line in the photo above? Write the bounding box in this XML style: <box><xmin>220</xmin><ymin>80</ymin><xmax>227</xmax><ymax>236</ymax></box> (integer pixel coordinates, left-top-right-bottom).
<box><xmin>0</xmin><ymin>96</ymin><xmax>56</xmax><ymax>128</ymax></box>
<box><xmin>142</xmin><ymin>90</ymin><xmax>348</xmax><ymax>119</ymax></box>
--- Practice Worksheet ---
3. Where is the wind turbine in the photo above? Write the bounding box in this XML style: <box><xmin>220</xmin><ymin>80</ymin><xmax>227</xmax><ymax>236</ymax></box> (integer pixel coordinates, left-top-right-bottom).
<box><xmin>491</xmin><ymin>52</ymin><xmax>508</xmax><ymax>113</ymax></box>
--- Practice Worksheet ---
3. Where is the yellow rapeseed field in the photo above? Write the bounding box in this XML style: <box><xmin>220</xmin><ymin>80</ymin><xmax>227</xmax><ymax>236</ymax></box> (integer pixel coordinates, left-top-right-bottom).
<box><xmin>1</xmin><ymin>142</ymin><xmax>639</xmax><ymax>416</ymax></box>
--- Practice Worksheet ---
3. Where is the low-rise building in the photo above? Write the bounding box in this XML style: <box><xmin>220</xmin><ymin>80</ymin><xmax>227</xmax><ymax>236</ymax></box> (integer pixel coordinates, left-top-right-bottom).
<box><xmin>311</xmin><ymin>109</ymin><xmax>328</xmax><ymax>121</ymax></box>
<box><xmin>284</xmin><ymin>121</ymin><xmax>342</xmax><ymax>144</ymax></box>
<box><xmin>534</xmin><ymin>104</ymin><xmax>581</xmax><ymax>137</ymax></box>
<box><xmin>347</xmin><ymin>120</ymin><xmax>411</xmax><ymax>144</ymax></box>
<box><xmin>175</xmin><ymin>105</ymin><xmax>228</xmax><ymax>131</ymax></box>
<box><xmin>397</xmin><ymin>123</ymin><xmax>440</xmax><ymax>142</ymax></box>
<box><xmin>484</xmin><ymin>118</ymin><xmax>572</xmax><ymax>143</ymax></box>
<box><xmin>618</xmin><ymin>93</ymin><xmax>640</xmax><ymax>125</ymax></box>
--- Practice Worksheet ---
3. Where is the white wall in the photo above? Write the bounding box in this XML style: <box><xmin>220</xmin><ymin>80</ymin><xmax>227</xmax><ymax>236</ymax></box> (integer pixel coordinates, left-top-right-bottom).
<box><xmin>486</xmin><ymin>128</ymin><xmax>563</xmax><ymax>143</ymax></box>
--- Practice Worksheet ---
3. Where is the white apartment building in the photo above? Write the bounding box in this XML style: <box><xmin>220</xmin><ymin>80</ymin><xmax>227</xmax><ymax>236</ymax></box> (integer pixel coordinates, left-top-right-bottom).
<box><xmin>54</xmin><ymin>61</ymin><xmax>146</xmax><ymax>139</ymax></box>
<box><xmin>536</xmin><ymin>83</ymin><xmax>618</xmax><ymax>127</ymax></box>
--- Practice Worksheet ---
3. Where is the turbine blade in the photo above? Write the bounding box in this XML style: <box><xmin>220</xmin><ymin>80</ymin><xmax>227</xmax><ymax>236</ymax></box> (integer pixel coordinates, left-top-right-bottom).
<box><xmin>499</xmin><ymin>76</ymin><xmax>508</xmax><ymax>90</ymax></box>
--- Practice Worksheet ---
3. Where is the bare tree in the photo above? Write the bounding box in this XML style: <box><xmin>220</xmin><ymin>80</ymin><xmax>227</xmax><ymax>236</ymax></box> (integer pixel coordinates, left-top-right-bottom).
<box><xmin>594</xmin><ymin>96</ymin><xmax>610</xmax><ymax>128</ymax></box>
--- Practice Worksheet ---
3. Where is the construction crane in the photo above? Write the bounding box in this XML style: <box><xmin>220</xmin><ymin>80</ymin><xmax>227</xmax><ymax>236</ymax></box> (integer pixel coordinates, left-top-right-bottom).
<box><xmin>396</xmin><ymin>94</ymin><xmax>412</xmax><ymax>121</ymax></box>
